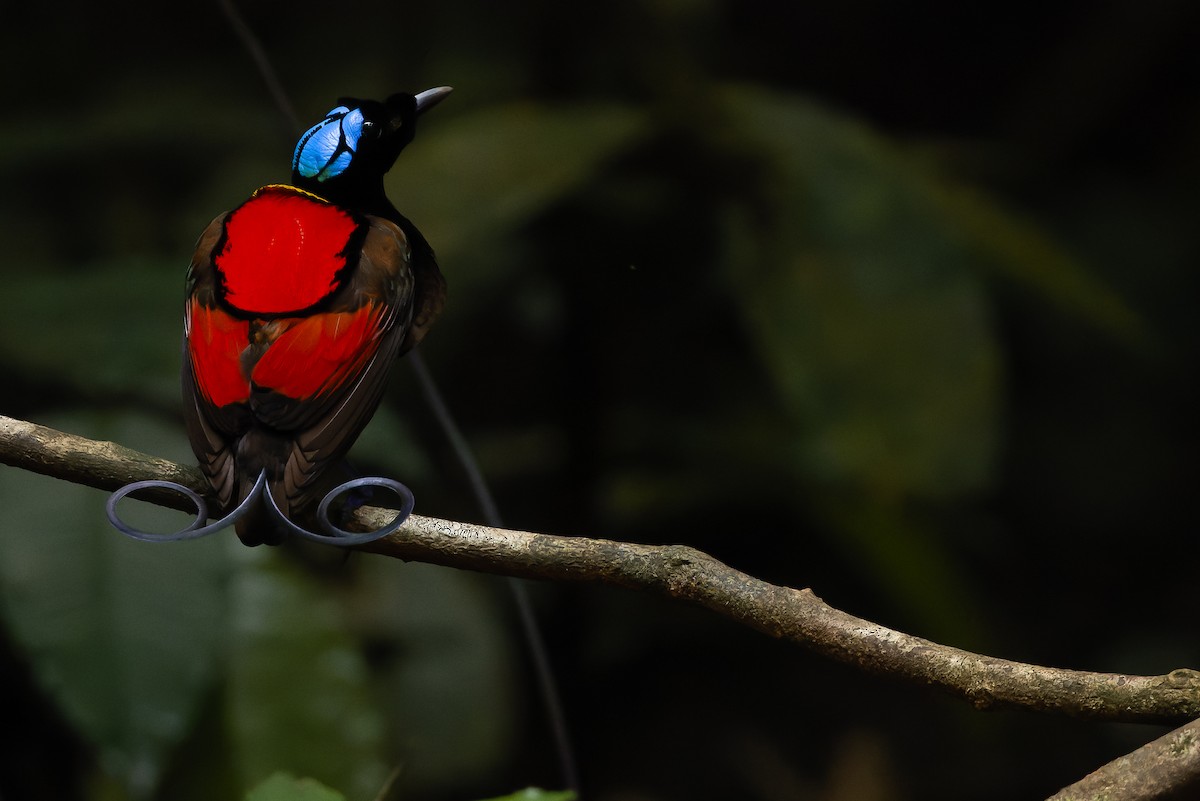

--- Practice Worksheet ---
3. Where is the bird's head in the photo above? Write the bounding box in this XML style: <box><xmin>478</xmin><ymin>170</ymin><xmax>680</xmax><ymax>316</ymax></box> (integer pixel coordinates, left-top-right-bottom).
<box><xmin>291</xmin><ymin>86</ymin><xmax>451</xmax><ymax>209</ymax></box>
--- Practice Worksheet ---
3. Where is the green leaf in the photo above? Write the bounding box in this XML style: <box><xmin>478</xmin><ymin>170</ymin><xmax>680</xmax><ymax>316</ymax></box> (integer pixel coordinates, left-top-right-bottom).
<box><xmin>0</xmin><ymin>410</ymin><xmax>228</xmax><ymax>798</ymax></box>
<box><xmin>718</xmin><ymin>87</ymin><xmax>1015</xmax><ymax>641</ymax></box>
<box><xmin>245</xmin><ymin>772</ymin><xmax>345</xmax><ymax>801</ymax></box>
<box><xmin>929</xmin><ymin>180</ymin><xmax>1148</xmax><ymax>344</ymax></box>
<box><xmin>346</xmin><ymin>560</ymin><xmax>519</xmax><ymax>794</ymax></box>
<box><xmin>722</xmin><ymin>84</ymin><xmax>1147</xmax><ymax>345</ymax></box>
<box><xmin>721</xmin><ymin>87</ymin><xmax>1002</xmax><ymax>497</ymax></box>
<box><xmin>477</xmin><ymin>789</ymin><xmax>576</xmax><ymax>801</ymax></box>
<box><xmin>225</xmin><ymin>549</ymin><xmax>387</xmax><ymax>800</ymax></box>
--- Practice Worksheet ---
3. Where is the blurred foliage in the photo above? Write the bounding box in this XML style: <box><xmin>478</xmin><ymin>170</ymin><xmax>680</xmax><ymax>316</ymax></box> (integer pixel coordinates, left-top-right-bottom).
<box><xmin>478</xmin><ymin>790</ymin><xmax>575</xmax><ymax>801</ymax></box>
<box><xmin>2</xmin><ymin>1</ymin><xmax>1198</xmax><ymax>800</ymax></box>
<box><xmin>245</xmin><ymin>773</ymin><xmax>345</xmax><ymax>801</ymax></box>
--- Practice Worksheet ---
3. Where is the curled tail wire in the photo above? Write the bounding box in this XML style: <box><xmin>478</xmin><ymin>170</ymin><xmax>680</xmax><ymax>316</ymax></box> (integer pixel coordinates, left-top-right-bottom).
<box><xmin>106</xmin><ymin>471</ymin><xmax>412</xmax><ymax>546</ymax></box>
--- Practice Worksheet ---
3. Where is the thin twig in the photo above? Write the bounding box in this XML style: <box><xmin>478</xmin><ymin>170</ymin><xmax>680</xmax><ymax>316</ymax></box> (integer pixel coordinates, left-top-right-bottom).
<box><xmin>214</xmin><ymin>0</ymin><xmax>301</xmax><ymax>132</ymax></box>
<box><xmin>4</xmin><ymin>412</ymin><xmax>1200</xmax><ymax>726</ymax></box>
<box><xmin>410</xmin><ymin>351</ymin><xmax>580</xmax><ymax>792</ymax></box>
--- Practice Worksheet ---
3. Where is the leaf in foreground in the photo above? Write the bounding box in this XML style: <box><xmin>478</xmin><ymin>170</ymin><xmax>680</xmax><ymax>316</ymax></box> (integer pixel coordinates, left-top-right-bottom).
<box><xmin>0</xmin><ymin>410</ymin><xmax>227</xmax><ymax>797</ymax></box>
<box><xmin>245</xmin><ymin>772</ymin><xmax>344</xmax><ymax>801</ymax></box>
<box><xmin>478</xmin><ymin>788</ymin><xmax>576</xmax><ymax>801</ymax></box>
<box><xmin>226</xmin><ymin>548</ymin><xmax>388</xmax><ymax>800</ymax></box>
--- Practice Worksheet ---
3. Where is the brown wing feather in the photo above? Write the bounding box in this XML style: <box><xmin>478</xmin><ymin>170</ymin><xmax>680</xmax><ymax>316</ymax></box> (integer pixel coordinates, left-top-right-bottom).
<box><xmin>404</xmin><ymin>243</ymin><xmax>447</xmax><ymax>353</ymax></box>
<box><xmin>181</xmin><ymin>213</ymin><xmax>241</xmax><ymax>511</ymax></box>
<box><xmin>274</xmin><ymin>216</ymin><xmax>419</xmax><ymax>514</ymax></box>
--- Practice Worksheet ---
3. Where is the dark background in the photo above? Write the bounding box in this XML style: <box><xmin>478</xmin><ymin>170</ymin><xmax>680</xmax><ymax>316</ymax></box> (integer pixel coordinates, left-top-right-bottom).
<box><xmin>1</xmin><ymin>1</ymin><xmax>1198</xmax><ymax>799</ymax></box>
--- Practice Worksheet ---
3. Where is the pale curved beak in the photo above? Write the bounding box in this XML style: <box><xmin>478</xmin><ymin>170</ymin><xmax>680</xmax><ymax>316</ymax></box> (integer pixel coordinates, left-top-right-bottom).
<box><xmin>415</xmin><ymin>86</ymin><xmax>453</xmax><ymax>115</ymax></box>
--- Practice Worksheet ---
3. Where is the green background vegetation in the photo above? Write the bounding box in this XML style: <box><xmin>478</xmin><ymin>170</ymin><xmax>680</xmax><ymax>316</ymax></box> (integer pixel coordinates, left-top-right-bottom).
<box><xmin>1</xmin><ymin>1</ymin><xmax>1197</xmax><ymax>799</ymax></box>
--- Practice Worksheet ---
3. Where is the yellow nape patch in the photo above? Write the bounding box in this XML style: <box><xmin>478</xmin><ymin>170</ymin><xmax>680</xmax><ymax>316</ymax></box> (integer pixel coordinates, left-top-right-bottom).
<box><xmin>252</xmin><ymin>184</ymin><xmax>331</xmax><ymax>204</ymax></box>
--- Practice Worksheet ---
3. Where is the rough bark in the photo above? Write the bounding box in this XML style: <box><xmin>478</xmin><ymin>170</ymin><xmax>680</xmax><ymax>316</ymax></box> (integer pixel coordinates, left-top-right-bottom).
<box><xmin>3</xmin><ymin>412</ymin><xmax>1198</xmax><ymax>727</ymax></box>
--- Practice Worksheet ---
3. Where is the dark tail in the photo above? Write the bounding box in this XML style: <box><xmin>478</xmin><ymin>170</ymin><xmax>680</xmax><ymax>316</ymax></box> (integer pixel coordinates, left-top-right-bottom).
<box><xmin>232</xmin><ymin>431</ymin><xmax>291</xmax><ymax>546</ymax></box>
<box><xmin>231</xmin><ymin>471</ymin><xmax>288</xmax><ymax>546</ymax></box>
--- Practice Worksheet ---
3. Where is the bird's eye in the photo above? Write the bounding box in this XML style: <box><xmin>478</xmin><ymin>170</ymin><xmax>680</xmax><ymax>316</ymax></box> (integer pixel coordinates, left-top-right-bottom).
<box><xmin>360</xmin><ymin>120</ymin><xmax>380</xmax><ymax>140</ymax></box>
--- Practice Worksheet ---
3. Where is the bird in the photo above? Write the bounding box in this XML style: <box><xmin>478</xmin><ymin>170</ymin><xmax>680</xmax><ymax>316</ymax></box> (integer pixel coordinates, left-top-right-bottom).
<box><xmin>181</xmin><ymin>87</ymin><xmax>451</xmax><ymax>545</ymax></box>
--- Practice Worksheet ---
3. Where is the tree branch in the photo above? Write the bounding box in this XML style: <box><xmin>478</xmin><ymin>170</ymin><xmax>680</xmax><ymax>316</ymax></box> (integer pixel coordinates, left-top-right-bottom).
<box><xmin>3</xmin><ymin>412</ymin><xmax>1199</xmax><ymax>725</ymax></box>
<box><xmin>1048</xmin><ymin>717</ymin><xmax>1200</xmax><ymax>800</ymax></box>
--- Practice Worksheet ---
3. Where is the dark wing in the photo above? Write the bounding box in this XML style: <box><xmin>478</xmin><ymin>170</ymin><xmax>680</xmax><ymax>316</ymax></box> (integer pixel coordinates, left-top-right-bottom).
<box><xmin>182</xmin><ymin>212</ymin><xmax>245</xmax><ymax>512</ymax></box>
<box><xmin>183</xmin><ymin>207</ymin><xmax>444</xmax><ymax>527</ymax></box>
<box><xmin>394</xmin><ymin>215</ymin><xmax>447</xmax><ymax>355</ymax></box>
<box><xmin>246</xmin><ymin>215</ymin><xmax>420</xmax><ymax>516</ymax></box>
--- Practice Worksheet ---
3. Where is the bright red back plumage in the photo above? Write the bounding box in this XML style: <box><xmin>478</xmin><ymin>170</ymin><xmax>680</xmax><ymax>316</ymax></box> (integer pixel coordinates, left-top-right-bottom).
<box><xmin>187</xmin><ymin>185</ymin><xmax>386</xmax><ymax>411</ymax></box>
<box><xmin>216</xmin><ymin>186</ymin><xmax>359</xmax><ymax>314</ymax></box>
